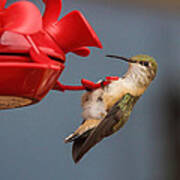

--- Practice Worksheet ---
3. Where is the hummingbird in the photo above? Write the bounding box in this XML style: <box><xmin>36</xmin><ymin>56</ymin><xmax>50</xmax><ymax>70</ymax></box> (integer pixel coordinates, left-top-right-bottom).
<box><xmin>64</xmin><ymin>54</ymin><xmax>158</xmax><ymax>163</ymax></box>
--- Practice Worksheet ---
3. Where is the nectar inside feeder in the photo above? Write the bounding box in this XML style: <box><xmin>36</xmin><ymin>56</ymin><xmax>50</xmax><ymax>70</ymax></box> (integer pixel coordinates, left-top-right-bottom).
<box><xmin>0</xmin><ymin>0</ymin><xmax>105</xmax><ymax>110</ymax></box>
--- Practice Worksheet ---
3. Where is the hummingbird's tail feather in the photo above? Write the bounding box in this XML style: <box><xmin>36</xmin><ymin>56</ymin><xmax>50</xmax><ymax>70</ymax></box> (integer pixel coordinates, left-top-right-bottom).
<box><xmin>64</xmin><ymin>133</ymin><xmax>79</xmax><ymax>143</ymax></box>
<box><xmin>66</xmin><ymin>128</ymin><xmax>95</xmax><ymax>163</ymax></box>
<box><xmin>64</xmin><ymin>126</ymin><xmax>93</xmax><ymax>143</ymax></box>
<box><xmin>72</xmin><ymin>134</ymin><xmax>90</xmax><ymax>163</ymax></box>
<box><xmin>71</xmin><ymin>126</ymin><xmax>105</xmax><ymax>163</ymax></box>
<box><xmin>71</xmin><ymin>129</ymin><xmax>101</xmax><ymax>163</ymax></box>
<box><xmin>64</xmin><ymin>119</ymin><xmax>100</xmax><ymax>143</ymax></box>
<box><xmin>64</xmin><ymin>119</ymin><xmax>101</xmax><ymax>162</ymax></box>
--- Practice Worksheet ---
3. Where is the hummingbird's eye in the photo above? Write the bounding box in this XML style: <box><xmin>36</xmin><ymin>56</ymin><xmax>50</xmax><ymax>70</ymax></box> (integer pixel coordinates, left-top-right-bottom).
<box><xmin>140</xmin><ymin>61</ymin><xmax>144</xmax><ymax>65</ymax></box>
<box><xmin>139</xmin><ymin>61</ymin><xmax>149</xmax><ymax>67</ymax></box>
<box><xmin>144</xmin><ymin>62</ymin><xmax>149</xmax><ymax>67</ymax></box>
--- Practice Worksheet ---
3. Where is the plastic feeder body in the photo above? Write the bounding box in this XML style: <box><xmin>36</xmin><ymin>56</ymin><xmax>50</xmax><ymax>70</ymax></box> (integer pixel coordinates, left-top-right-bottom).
<box><xmin>0</xmin><ymin>0</ymin><xmax>102</xmax><ymax>109</ymax></box>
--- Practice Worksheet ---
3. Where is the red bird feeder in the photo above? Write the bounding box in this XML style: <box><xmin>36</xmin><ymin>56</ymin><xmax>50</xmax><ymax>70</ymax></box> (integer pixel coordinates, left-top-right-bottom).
<box><xmin>0</xmin><ymin>0</ymin><xmax>112</xmax><ymax>110</ymax></box>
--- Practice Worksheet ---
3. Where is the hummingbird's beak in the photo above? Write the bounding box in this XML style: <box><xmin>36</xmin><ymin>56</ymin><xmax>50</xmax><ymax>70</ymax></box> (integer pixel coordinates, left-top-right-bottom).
<box><xmin>106</xmin><ymin>55</ymin><xmax>136</xmax><ymax>64</ymax></box>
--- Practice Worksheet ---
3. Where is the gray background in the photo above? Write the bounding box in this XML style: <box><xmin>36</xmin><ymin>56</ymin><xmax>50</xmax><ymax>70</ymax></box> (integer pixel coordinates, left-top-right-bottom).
<box><xmin>0</xmin><ymin>0</ymin><xmax>180</xmax><ymax>180</ymax></box>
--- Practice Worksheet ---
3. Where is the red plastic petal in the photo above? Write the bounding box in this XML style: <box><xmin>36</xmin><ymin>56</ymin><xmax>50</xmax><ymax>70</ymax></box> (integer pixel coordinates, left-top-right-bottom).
<box><xmin>43</xmin><ymin>0</ymin><xmax>62</xmax><ymax>27</ymax></box>
<box><xmin>29</xmin><ymin>48</ymin><xmax>61</xmax><ymax>67</ymax></box>
<box><xmin>0</xmin><ymin>31</ymin><xmax>30</xmax><ymax>47</ymax></box>
<box><xmin>0</xmin><ymin>0</ymin><xmax>6</xmax><ymax>10</ymax></box>
<box><xmin>29</xmin><ymin>48</ymin><xmax>50</xmax><ymax>64</ymax></box>
<box><xmin>1</xmin><ymin>1</ymin><xmax>42</xmax><ymax>34</ymax></box>
<box><xmin>47</xmin><ymin>10</ymin><xmax>103</xmax><ymax>54</ymax></box>
<box><xmin>72</xmin><ymin>47</ymin><xmax>90</xmax><ymax>57</ymax></box>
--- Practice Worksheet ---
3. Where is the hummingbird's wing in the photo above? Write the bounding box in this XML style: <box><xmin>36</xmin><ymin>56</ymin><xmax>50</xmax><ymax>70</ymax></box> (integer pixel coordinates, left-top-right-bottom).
<box><xmin>73</xmin><ymin>99</ymin><xmax>125</xmax><ymax>163</ymax></box>
<box><xmin>73</xmin><ymin>93</ymin><xmax>139</xmax><ymax>163</ymax></box>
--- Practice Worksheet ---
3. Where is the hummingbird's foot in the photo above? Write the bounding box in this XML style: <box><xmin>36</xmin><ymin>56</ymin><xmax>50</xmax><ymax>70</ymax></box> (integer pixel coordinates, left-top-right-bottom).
<box><xmin>100</xmin><ymin>76</ymin><xmax>119</xmax><ymax>88</ymax></box>
<box><xmin>81</xmin><ymin>78</ymin><xmax>111</xmax><ymax>91</ymax></box>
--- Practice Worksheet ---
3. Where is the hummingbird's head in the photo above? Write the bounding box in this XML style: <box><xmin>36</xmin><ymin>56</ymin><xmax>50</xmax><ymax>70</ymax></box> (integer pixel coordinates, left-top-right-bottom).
<box><xmin>130</xmin><ymin>55</ymin><xmax>158</xmax><ymax>79</ymax></box>
<box><xmin>106</xmin><ymin>54</ymin><xmax>158</xmax><ymax>81</ymax></box>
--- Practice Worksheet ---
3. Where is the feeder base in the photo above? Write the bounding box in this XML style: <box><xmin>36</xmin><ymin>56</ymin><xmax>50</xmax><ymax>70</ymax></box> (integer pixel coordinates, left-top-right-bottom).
<box><xmin>0</xmin><ymin>96</ymin><xmax>34</xmax><ymax>110</ymax></box>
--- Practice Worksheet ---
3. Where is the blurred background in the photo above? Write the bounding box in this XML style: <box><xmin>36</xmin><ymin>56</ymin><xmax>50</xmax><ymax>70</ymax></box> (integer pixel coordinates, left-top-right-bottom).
<box><xmin>0</xmin><ymin>0</ymin><xmax>180</xmax><ymax>180</ymax></box>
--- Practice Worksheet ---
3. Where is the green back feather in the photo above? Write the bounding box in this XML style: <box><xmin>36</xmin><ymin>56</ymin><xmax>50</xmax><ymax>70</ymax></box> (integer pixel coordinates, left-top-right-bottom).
<box><xmin>111</xmin><ymin>93</ymin><xmax>140</xmax><ymax>132</ymax></box>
